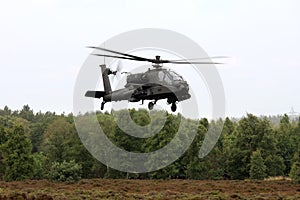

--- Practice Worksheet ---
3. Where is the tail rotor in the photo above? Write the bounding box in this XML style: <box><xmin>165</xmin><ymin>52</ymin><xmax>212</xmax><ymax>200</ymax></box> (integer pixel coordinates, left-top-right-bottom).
<box><xmin>111</xmin><ymin>60</ymin><xmax>123</xmax><ymax>82</ymax></box>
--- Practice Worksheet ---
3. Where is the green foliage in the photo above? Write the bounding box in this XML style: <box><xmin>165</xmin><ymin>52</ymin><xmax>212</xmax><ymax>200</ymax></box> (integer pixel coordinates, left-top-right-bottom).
<box><xmin>0</xmin><ymin>105</ymin><xmax>300</xmax><ymax>181</ymax></box>
<box><xmin>265</xmin><ymin>154</ymin><xmax>285</xmax><ymax>176</ymax></box>
<box><xmin>1</xmin><ymin>124</ymin><xmax>34</xmax><ymax>181</ymax></box>
<box><xmin>290</xmin><ymin>151</ymin><xmax>300</xmax><ymax>183</ymax></box>
<box><xmin>276</xmin><ymin>114</ymin><xmax>297</xmax><ymax>174</ymax></box>
<box><xmin>0</xmin><ymin>127</ymin><xmax>7</xmax><ymax>178</ymax></box>
<box><xmin>19</xmin><ymin>105</ymin><xmax>34</xmax><ymax>122</ymax></box>
<box><xmin>42</xmin><ymin>117</ymin><xmax>95</xmax><ymax>178</ymax></box>
<box><xmin>0</xmin><ymin>106</ymin><xmax>12</xmax><ymax>116</ymax></box>
<box><xmin>227</xmin><ymin>114</ymin><xmax>261</xmax><ymax>179</ymax></box>
<box><xmin>32</xmin><ymin>152</ymin><xmax>47</xmax><ymax>179</ymax></box>
<box><xmin>30</xmin><ymin>122</ymin><xmax>47</xmax><ymax>152</ymax></box>
<box><xmin>48</xmin><ymin>160</ymin><xmax>82</xmax><ymax>182</ymax></box>
<box><xmin>249</xmin><ymin>150</ymin><xmax>267</xmax><ymax>180</ymax></box>
<box><xmin>42</xmin><ymin>118</ymin><xmax>74</xmax><ymax>162</ymax></box>
<box><xmin>289</xmin><ymin>161</ymin><xmax>300</xmax><ymax>183</ymax></box>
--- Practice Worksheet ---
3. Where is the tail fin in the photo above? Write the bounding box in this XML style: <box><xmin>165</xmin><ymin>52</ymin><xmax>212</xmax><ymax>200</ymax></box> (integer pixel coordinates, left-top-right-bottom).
<box><xmin>85</xmin><ymin>64</ymin><xmax>112</xmax><ymax>99</ymax></box>
<box><xmin>85</xmin><ymin>91</ymin><xmax>106</xmax><ymax>98</ymax></box>
<box><xmin>100</xmin><ymin>64</ymin><xmax>112</xmax><ymax>94</ymax></box>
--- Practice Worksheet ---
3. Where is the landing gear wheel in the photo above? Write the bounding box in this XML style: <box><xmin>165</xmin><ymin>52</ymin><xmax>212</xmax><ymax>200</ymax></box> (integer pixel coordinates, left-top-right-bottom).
<box><xmin>171</xmin><ymin>103</ymin><xmax>177</xmax><ymax>112</ymax></box>
<box><xmin>101</xmin><ymin>102</ymin><xmax>105</xmax><ymax>110</ymax></box>
<box><xmin>148</xmin><ymin>102</ymin><xmax>154</xmax><ymax>110</ymax></box>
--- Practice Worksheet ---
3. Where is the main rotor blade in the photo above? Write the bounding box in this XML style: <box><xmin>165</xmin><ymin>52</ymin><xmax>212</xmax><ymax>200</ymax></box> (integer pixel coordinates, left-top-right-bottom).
<box><xmin>87</xmin><ymin>46</ymin><xmax>152</xmax><ymax>62</ymax></box>
<box><xmin>92</xmin><ymin>54</ymin><xmax>222</xmax><ymax>64</ymax></box>
<box><xmin>91</xmin><ymin>54</ymin><xmax>146</xmax><ymax>61</ymax></box>
<box><xmin>89</xmin><ymin>46</ymin><xmax>224</xmax><ymax>64</ymax></box>
<box><xmin>162</xmin><ymin>60</ymin><xmax>223</xmax><ymax>64</ymax></box>
<box><xmin>168</xmin><ymin>56</ymin><xmax>228</xmax><ymax>62</ymax></box>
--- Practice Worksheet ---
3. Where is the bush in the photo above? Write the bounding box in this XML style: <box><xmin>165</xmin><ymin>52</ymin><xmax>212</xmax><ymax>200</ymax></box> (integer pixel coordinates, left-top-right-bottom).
<box><xmin>48</xmin><ymin>160</ymin><xmax>82</xmax><ymax>182</ymax></box>
<box><xmin>32</xmin><ymin>152</ymin><xmax>46</xmax><ymax>179</ymax></box>
<box><xmin>289</xmin><ymin>161</ymin><xmax>300</xmax><ymax>183</ymax></box>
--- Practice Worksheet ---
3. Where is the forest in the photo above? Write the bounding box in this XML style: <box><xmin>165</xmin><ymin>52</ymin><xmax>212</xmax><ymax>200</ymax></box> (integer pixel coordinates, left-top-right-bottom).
<box><xmin>0</xmin><ymin>105</ymin><xmax>299</xmax><ymax>183</ymax></box>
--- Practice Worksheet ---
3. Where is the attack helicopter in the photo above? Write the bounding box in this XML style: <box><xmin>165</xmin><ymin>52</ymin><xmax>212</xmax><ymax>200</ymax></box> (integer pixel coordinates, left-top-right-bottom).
<box><xmin>85</xmin><ymin>47</ymin><xmax>222</xmax><ymax>112</ymax></box>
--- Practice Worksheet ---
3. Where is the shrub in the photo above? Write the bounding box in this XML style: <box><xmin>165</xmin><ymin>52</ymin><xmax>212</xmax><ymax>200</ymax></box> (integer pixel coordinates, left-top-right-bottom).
<box><xmin>289</xmin><ymin>161</ymin><xmax>300</xmax><ymax>183</ymax></box>
<box><xmin>48</xmin><ymin>160</ymin><xmax>82</xmax><ymax>182</ymax></box>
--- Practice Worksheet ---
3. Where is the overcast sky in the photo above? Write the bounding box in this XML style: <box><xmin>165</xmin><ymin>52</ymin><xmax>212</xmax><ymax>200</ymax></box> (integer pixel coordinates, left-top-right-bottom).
<box><xmin>0</xmin><ymin>0</ymin><xmax>299</xmax><ymax>117</ymax></box>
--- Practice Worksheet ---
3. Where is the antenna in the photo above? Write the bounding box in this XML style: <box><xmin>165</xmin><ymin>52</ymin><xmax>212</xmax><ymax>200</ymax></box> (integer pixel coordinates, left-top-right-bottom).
<box><xmin>288</xmin><ymin>106</ymin><xmax>300</xmax><ymax>120</ymax></box>
<box><xmin>103</xmin><ymin>43</ymin><xmax>106</xmax><ymax>64</ymax></box>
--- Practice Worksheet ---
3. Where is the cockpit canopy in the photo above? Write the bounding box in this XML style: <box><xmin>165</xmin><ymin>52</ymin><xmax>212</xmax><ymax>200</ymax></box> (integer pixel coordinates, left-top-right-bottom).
<box><xmin>126</xmin><ymin>69</ymin><xmax>184</xmax><ymax>86</ymax></box>
<box><xmin>157</xmin><ymin>70</ymin><xmax>183</xmax><ymax>84</ymax></box>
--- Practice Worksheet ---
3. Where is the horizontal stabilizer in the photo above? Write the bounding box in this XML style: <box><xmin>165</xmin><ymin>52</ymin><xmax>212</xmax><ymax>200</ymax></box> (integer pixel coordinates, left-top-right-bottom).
<box><xmin>85</xmin><ymin>91</ymin><xmax>106</xmax><ymax>99</ymax></box>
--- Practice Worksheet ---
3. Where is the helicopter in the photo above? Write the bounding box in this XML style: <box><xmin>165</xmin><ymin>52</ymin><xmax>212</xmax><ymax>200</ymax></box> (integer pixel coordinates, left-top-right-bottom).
<box><xmin>85</xmin><ymin>47</ymin><xmax>222</xmax><ymax>112</ymax></box>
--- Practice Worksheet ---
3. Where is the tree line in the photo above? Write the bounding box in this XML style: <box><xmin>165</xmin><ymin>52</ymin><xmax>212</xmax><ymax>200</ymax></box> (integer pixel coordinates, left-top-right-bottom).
<box><xmin>0</xmin><ymin>105</ymin><xmax>299</xmax><ymax>182</ymax></box>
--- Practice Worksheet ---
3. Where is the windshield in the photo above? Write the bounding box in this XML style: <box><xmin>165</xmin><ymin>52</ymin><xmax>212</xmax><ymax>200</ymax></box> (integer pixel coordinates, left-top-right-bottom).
<box><xmin>158</xmin><ymin>71</ymin><xmax>164</xmax><ymax>81</ymax></box>
<box><xmin>169</xmin><ymin>71</ymin><xmax>183</xmax><ymax>81</ymax></box>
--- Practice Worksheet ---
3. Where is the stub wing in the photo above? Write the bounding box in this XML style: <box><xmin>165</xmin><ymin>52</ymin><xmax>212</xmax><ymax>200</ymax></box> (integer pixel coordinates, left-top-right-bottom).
<box><xmin>85</xmin><ymin>91</ymin><xmax>106</xmax><ymax>99</ymax></box>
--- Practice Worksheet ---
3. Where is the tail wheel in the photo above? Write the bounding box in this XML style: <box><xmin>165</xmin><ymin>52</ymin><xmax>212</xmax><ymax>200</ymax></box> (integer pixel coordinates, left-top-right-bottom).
<box><xmin>148</xmin><ymin>102</ymin><xmax>154</xmax><ymax>110</ymax></box>
<box><xmin>171</xmin><ymin>103</ymin><xmax>177</xmax><ymax>112</ymax></box>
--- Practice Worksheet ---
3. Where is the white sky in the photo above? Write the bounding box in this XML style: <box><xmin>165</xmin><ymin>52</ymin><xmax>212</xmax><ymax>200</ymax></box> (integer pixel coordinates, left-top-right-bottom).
<box><xmin>0</xmin><ymin>0</ymin><xmax>299</xmax><ymax>117</ymax></box>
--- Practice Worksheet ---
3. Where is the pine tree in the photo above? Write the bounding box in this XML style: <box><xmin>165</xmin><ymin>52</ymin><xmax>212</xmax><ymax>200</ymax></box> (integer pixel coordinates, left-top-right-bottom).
<box><xmin>276</xmin><ymin>114</ymin><xmax>297</xmax><ymax>175</ymax></box>
<box><xmin>2</xmin><ymin>124</ymin><xmax>34</xmax><ymax>181</ymax></box>
<box><xmin>249</xmin><ymin>150</ymin><xmax>267</xmax><ymax>180</ymax></box>
<box><xmin>227</xmin><ymin>114</ymin><xmax>260</xmax><ymax>179</ymax></box>
<box><xmin>265</xmin><ymin>155</ymin><xmax>285</xmax><ymax>176</ymax></box>
<box><xmin>290</xmin><ymin>152</ymin><xmax>300</xmax><ymax>183</ymax></box>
